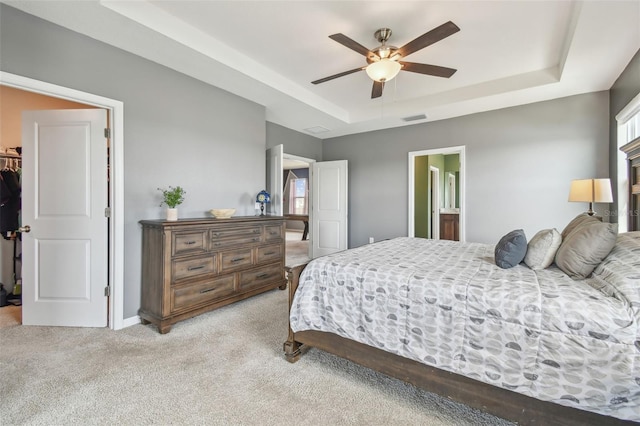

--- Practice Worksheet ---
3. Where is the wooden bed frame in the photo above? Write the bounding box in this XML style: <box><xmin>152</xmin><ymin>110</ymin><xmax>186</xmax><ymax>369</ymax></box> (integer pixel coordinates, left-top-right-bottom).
<box><xmin>283</xmin><ymin>264</ymin><xmax>635</xmax><ymax>426</ymax></box>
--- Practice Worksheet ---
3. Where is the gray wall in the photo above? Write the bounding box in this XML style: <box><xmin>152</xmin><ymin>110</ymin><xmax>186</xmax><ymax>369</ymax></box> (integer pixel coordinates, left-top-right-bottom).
<box><xmin>266</xmin><ymin>122</ymin><xmax>322</xmax><ymax>161</ymax></box>
<box><xmin>1</xmin><ymin>5</ymin><xmax>266</xmax><ymax>318</ymax></box>
<box><xmin>609</xmin><ymin>48</ymin><xmax>640</xmax><ymax>220</ymax></box>
<box><xmin>323</xmin><ymin>92</ymin><xmax>610</xmax><ymax>246</ymax></box>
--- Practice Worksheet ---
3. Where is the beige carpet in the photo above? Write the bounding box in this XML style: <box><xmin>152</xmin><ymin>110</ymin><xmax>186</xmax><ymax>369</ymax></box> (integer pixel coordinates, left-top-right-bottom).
<box><xmin>0</xmin><ymin>288</ymin><xmax>512</xmax><ymax>426</ymax></box>
<box><xmin>286</xmin><ymin>231</ymin><xmax>310</xmax><ymax>267</ymax></box>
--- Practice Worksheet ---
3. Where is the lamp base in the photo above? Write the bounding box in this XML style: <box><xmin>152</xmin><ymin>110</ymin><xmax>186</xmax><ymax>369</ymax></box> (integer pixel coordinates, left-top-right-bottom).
<box><xmin>260</xmin><ymin>203</ymin><xmax>265</xmax><ymax>216</ymax></box>
<box><xmin>587</xmin><ymin>202</ymin><xmax>595</xmax><ymax>216</ymax></box>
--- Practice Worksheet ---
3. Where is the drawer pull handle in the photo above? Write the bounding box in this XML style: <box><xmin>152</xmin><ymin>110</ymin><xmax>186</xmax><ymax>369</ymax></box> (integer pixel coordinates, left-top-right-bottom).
<box><xmin>212</xmin><ymin>232</ymin><xmax>221</xmax><ymax>238</ymax></box>
<box><xmin>231</xmin><ymin>257</ymin><xmax>245</xmax><ymax>263</ymax></box>
<box><xmin>270</xmin><ymin>232</ymin><xmax>278</xmax><ymax>235</ymax></box>
<box><xmin>185</xmin><ymin>241</ymin><xmax>196</xmax><ymax>245</ymax></box>
<box><xmin>263</xmin><ymin>251</ymin><xmax>275</xmax><ymax>256</ymax></box>
<box><xmin>256</xmin><ymin>273</ymin><xmax>269</xmax><ymax>279</ymax></box>
<box><xmin>200</xmin><ymin>287</ymin><xmax>217</xmax><ymax>294</ymax></box>
<box><xmin>253</xmin><ymin>237</ymin><xmax>260</xmax><ymax>242</ymax></box>
<box><xmin>213</xmin><ymin>242</ymin><xmax>222</xmax><ymax>247</ymax></box>
<box><xmin>188</xmin><ymin>265</ymin><xmax>205</xmax><ymax>271</ymax></box>
<box><xmin>253</xmin><ymin>229</ymin><xmax>260</xmax><ymax>234</ymax></box>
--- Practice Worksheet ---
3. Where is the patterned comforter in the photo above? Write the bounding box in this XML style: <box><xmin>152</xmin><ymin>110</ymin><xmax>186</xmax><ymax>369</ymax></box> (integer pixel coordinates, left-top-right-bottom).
<box><xmin>290</xmin><ymin>233</ymin><xmax>640</xmax><ymax>421</ymax></box>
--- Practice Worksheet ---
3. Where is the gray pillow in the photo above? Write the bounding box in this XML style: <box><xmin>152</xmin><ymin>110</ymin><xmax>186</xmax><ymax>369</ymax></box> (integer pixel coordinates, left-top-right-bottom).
<box><xmin>524</xmin><ymin>228</ymin><xmax>562</xmax><ymax>270</ymax></box>
<box><xmin>561</xmin><ymin>213</ymin><xmax>600</xmax><ymax>240</ymax></box>
<box><xmin>554</xmin><ymin>221</ymin><xmax>618</xmax><ymax>280</ymax></box>
<box><xmin>494</xmin><ymin>229</ymin><xmax>527</xmax><ymax>269</ymax></box>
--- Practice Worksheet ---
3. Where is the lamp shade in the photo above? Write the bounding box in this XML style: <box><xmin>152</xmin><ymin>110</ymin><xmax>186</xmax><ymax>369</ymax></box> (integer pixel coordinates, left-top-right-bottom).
<box><xmin>366</xmin><ymin>59</ymin><xmax>401</xmax><ymax>83</ymax></box>
<box><xmin>568</xmin><ymin>178</ymin><xmax>613</xmax><ymax>202</ymax></box>
<box><xmin>256</xmin><ymin>190</ymin><xmax>271</xmax><ymax>204</ymax></box>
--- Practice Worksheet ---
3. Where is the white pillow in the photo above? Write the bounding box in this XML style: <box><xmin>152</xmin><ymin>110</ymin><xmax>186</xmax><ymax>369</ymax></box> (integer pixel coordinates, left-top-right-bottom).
<box><xmin>524</xmin><ymin>228</ymin><xmax>562</xmax><ymax>270</ymax></box>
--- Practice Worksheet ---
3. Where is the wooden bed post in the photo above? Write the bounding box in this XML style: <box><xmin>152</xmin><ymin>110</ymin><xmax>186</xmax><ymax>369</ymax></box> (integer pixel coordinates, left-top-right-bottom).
<box><xmin>283</xmin><ymin>263</ymin><xmax>308</xmax><ymax>363</ymax></box>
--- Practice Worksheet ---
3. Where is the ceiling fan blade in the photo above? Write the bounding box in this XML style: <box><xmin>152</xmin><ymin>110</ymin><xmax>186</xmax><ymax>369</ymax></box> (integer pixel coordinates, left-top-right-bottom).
<box><xmin>371</xmin><ymin>81</ymin><xmax>384</xmax><ymax>99</ymax></box>
<box><xmin>329</xmin><ymin>33</ymin><xmax>374</xmax><ymax>58</ymax></box>
<box><xmin>400</xmin><ymin>61</ymin><xmax>457</xmax><ymax>78</ymax></box>
<box><xmin>311</xmin><ymin>67</ymin><xmax>366</xmax><ymax>85</ymax></box>
<box><xmin>397</xmin><ymin>21</ymin><xmax>460</xmax><ymax>58</ymax></box>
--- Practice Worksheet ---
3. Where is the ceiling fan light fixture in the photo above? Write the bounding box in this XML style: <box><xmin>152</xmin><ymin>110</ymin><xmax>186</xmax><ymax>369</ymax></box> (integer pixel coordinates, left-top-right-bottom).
<box><xmin>366</xmin><ymin>59</ymin><xmax>401</xmax><ymax>83</ymax></box>
<box><xmin>378</xmin><ymin>46</ymin><xmax>391</xmax><ymax>58</ymax></box>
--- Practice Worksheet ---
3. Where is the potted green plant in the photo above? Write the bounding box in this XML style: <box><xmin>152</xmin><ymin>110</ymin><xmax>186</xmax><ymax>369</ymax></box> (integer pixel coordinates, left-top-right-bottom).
<box><xmin>158</xmin><ymin>186</ymin><xmax>186</xmax><ymax>221</ymax></box>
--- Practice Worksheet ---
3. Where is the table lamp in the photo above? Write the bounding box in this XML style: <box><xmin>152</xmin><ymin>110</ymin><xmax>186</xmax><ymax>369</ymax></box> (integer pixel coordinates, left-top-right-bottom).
<box><xmin>256</xmin><ymin>190</ymin><xmax>271</xmax><ymax>216</ymax></box>
<box><xmin>568</xmin><ymin>178</ymin><xmax>613</xmax><ymax>216</ymax></box>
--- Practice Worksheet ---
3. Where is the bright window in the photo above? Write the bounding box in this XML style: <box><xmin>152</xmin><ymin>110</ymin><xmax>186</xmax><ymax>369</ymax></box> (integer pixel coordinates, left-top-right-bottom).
<box><xmin>289</xmin><ymin>178</ymin><xmax>308</xmax><ymax>215</ymax></box>
<box><xmin>616</xmin><ymin>92</ymin><xmax>640</xmax><ymax>232</ymax></box>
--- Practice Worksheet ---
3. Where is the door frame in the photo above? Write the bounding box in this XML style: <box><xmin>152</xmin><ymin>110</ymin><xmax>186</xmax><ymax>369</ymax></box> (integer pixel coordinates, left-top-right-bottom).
<box><xmin>1</xmin><ymin>71</ymin><xmax>125</xmax><ymax>330</ymax></box>
<box><xmin>408</xmin><ymin>146</ymin><xmax>466</xmax><ymax>241</ymax></box>
<box><xmin>429</xmin><ymin>166</ymin><xmax>440</xmax><ymax>239</ymax></box>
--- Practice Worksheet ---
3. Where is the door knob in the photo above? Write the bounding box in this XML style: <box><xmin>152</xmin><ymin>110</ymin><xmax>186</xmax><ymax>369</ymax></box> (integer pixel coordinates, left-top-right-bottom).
<box><xmin>18</xmin><ymin>225</ymin><xmax>31</xmax><ymax>233</ymax></box>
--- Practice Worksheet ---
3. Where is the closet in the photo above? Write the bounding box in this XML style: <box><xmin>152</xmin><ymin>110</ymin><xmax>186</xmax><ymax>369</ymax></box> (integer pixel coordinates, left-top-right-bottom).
<box><xmin>0</xmin><ymin>147</ymin><xmax>22</xmax><ymax>306</ymax></box>
<box><xmin>0</xmin><ymin>86</ymin><xmax>104</xmax><ymax>323</ymax></box>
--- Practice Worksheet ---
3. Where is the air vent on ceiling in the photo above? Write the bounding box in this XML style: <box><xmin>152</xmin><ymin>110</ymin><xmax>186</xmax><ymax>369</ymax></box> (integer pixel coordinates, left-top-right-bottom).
<box><xmin>304</xmin><ymin>126</ymin><xmax>330</xmax><ymax>135</ymax></box>
<box><xmin>402</xmin><ymin>114</ymin><xmax>427</xmax><ymax>122</ymax></box>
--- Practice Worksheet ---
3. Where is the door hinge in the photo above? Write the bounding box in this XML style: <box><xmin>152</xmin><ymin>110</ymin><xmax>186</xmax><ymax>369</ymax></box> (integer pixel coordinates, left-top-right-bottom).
<box><xmin>105</xmin><ymin>207</ymin><xmax>111</xmax><ymax>218</ymax></box>
<box><xmin>104</xmin><ymin>286</ymin><xmax>111</xmax><ymax>297</ymax></box>
<box><xmin>104</xmin><ymin>128</ymin><xmax>111</xmax><ymax>138</ymax></box>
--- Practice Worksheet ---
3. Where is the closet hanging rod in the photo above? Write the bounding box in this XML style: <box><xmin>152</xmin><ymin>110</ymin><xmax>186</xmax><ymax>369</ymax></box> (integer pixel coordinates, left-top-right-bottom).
<box><xmin>0</xmin><ymin>153</ymin><xmax>21</xmax><ymax>159</ymax></box>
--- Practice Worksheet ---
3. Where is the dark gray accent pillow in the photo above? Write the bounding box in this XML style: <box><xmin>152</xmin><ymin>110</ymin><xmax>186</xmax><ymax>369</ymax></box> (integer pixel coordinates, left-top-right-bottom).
<box><xmin>494</xmin><ymin>229</ymin><xmax>527</xmax><ymax>269</ymax></box>
<box><xmin>554</xmin><ymin>221</ymin><xmax>618</xmax><ymax>280</ymax></box>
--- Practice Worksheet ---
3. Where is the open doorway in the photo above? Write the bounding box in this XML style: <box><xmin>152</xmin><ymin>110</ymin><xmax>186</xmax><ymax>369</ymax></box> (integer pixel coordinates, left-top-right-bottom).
<box><xmin>408</xmin><ymin>146</ymin><xmax>466</xmax><ymax>241</ymax></box>
<box><xmin>268</xmin><ymin>145</ymin><xmax>348</xmax><ymax>263</ymax></box>
<box><xmin>283</xmin><ymin>154</ymin><xmax>313</xmax><ymax>266</ymax></box>
<box><xmin>0</xmin><ymin>86</ymin><xmax>105</xmax><ymax>327</ymax></box>
<box><xmin>0</xmin><ymin>72</ymin><xmax>125</xmax><ymax>330</ymax></box>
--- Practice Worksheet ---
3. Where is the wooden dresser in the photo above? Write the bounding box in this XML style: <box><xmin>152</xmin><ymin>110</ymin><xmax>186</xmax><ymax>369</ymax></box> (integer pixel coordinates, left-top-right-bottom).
<box><xmin>139</xmin><ymin>216</ymin><xmax>286</xmax><ymax>333</ymax></box>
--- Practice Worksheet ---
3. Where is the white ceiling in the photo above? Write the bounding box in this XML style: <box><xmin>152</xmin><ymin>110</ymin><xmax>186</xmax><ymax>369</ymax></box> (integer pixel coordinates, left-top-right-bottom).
<box><xmin>5</xmin><ymin>1</ymin><xmax>639</xmax><ymax>139</ymax></box>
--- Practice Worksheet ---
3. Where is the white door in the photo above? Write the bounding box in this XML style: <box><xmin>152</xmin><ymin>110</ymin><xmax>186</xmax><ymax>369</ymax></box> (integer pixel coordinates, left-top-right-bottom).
<box><xmin>21</xmin><ymin>109</ymin><xmax>108</xmax><ymax>327</ymax></box>
<box><xmin>311</xmin><ymin>160</ymin><xmax>348</xmax><ymax>258</ymax></box>
<box><xmin>266</xmin><ymin>144</ymin><xmax>283</xmax><ymax>216</ymax></box>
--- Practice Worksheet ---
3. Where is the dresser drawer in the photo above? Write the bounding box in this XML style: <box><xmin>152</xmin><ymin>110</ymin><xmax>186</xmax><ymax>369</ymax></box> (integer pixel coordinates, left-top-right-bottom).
<box><xmin>256</xmin><ymin>243</ymin><xmax>283</xmax><ymax>264</ymax></box>
<box><xmin>264</xmin><ymin>225</ymin><xmax>283</xmax><ymax>242</ymax></box>
<box><xmin>210</xmin><ymin>226</ymin><xmax>262</xmax><ymax>249</ymax></box>
<box><xmin>239</xmin><ymin>263</ymin><xmax>283</xmax><ymax>291</ymax></box>
<box><xmin>220</xmin><ymin>248</ymin><xmax>253</xmax><ymax>272</ymax></box>
<box><xmin>172</xmin><ymin>230</ymin><xmax>208</xmax><ymax>256</ymax></box>
<box><xmin>171</xmin><ymin>275</ymin><xmax>235</xmax><ymax>312</ymax></box>
<box><xmin>172</xmin><ymin>255</ymin><xmax>216</xmax><ymax>282</ymax></box>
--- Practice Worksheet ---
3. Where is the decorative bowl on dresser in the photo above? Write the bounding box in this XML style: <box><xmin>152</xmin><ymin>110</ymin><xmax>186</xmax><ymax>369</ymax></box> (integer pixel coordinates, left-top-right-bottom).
<box><xmin>139</xmin><ymin>216</ymin><xmax>286</xmax><ymax>333</ymax></box>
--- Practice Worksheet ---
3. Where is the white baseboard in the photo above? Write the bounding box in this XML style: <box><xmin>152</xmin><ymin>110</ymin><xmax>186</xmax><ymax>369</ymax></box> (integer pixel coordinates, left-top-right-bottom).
<box><xmin>122</xmin><ymin>315</ymin><xmax>141</xmax><ymax>328</ymax></box>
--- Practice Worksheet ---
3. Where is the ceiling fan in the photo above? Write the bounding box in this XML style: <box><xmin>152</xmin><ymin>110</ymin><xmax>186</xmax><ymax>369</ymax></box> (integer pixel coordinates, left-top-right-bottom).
<box><xmin>312</xmin><ymin>21</ymin><xmax>460</xmax><ymax>99</ymax></box>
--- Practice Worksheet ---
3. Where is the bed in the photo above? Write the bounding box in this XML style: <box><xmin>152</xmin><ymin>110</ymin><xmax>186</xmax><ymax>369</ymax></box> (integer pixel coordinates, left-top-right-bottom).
<box><xmin>283</xmin><ymin>226</ymin><xmax>640</xmax><ymax>425</ymax></box>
